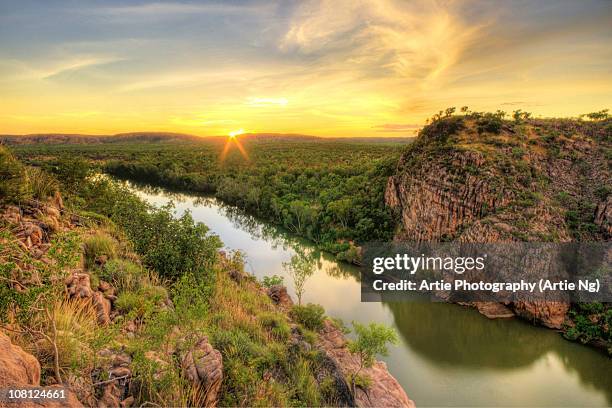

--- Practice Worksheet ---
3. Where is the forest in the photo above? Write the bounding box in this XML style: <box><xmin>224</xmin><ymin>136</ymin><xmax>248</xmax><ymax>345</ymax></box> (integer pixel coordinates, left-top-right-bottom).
<box><xmin>10</xmin><ymin>137</ymin><xmax>410</xmax><ymax>262</ymax></box>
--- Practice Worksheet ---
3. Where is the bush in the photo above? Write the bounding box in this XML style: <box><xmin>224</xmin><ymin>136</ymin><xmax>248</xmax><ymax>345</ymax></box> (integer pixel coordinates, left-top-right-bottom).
<box><xmin>83</xmin><ymin>233</ymin><xmax>118</xmax><ymax>270</ymax></box>
<box><xmin>101</xmin><ymin>259</ymin><xmax>145</xmax><ymax>292</ymax></box>
<box><xmin>262</xmin><ymin>275</ymin><xmax>284</xmax><ymax>288</ymax></box>
<box><xmin>26</xmin><ymin>167</ymin><xmax>59</xmax><ymax>200</ymax></box>
<box><xmin>291</xmin><ymin>303</ymin><xmax>325</xmax><ymax>331</ymax></box>
<box><xmin>115</xmin><ymin>284</ymin><xmax>167</xmax><ymax>319</ymax></box>
<box><xmin>0</xmin><ymin>146</ymin><xmax>28</xmax><ymax>203</ymax></box>
<box><xmin>258</xmin><ymin>312</ymin><xmax>291</xmax><ymax>341</ymax></box>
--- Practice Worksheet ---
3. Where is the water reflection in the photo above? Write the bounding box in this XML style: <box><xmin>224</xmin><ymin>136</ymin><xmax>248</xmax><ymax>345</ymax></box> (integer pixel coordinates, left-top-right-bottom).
<box><xmin>123</xmin><ymin>179</ymin><xmax>611</xmax><ymax>407</ymax></box>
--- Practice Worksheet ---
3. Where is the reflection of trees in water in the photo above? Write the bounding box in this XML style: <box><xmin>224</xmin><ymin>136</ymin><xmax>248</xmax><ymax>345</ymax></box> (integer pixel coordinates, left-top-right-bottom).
<box><xmin>385</xmin><ymin>300</ymin><xmax>612</xmax><ymax>404</ymax></box>
<box><xmin>120</xmin><ymin>178</ymin><xmax>189</xmax><ymax>203</ymax></box>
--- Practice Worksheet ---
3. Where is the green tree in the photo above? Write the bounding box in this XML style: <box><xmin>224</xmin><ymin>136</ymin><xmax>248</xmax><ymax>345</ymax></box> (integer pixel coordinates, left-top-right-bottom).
<box><xmin>327</xmin><ymin>198</ymin><xmax>352</xmax><ymax>229</ymax></box>
<box><xmin>283</xmin><ymin>252</ymin><xmax>315</xmax><ymax>305</ymax></box>
<box><xmin>347</xmin><ymin>322</ymin><xmax>398</xmax><ymax>394</ymax></box>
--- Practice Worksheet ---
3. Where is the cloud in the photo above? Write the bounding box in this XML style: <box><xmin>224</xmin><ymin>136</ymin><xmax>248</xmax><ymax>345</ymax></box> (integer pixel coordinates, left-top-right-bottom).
<box><xmin>96</xmin><ymin>2</ymin><xmax>266</xmax><ymax>17</ymax></box>
<box><xmin>280</xmin><ymin>0</ymin><xmax>487</xmax><ymax>84</ymax></box>
<box><xmin>41</xmin><ymin>56</ymin><xmax>124</xmax><ymax>80</ymax></box>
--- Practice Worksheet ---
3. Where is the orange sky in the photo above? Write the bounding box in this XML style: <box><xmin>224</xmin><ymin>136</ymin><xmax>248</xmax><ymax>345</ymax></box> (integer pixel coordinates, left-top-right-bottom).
<box><xmin>0</xmin><ymin>0</ymin><xmax>610</xmax><ymax>137</ymax></box>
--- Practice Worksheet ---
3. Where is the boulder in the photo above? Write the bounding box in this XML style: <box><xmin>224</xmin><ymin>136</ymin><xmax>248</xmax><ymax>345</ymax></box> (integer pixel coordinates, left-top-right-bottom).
<box><xmin>92</xmin><ymin>292</ymin><xmax>112</xmax><ymax>325</ymax></box>
<box><xmin>267</xmin><ymin>285</ymin><xmax>293</xmax><ymax>308</ymax></box>
<box><xmin>95</xmin><ymin>349</ymin><xmax>133</xmax><ymax>408</ymax></box>
<box><xmin>65</xmin><ymin>272</ymin><xmax>94</xmax><ymax>299</ymax></box>
<box><xmin>0</xmin><ymin>331</ymin><xmax>82</xmax><ymax>408</ymax></box>
<box><xmin>180</xmin><ymin>336</ymin><xmax>223</xmax><ymax>407</ymax></box>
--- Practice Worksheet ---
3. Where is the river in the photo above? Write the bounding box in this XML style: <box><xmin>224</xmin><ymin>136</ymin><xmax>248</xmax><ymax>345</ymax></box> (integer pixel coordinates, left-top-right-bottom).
<box><xmin>126</xmin><ymin>182</ymin><xmax>611</xmax><ymax>407</ymax></box>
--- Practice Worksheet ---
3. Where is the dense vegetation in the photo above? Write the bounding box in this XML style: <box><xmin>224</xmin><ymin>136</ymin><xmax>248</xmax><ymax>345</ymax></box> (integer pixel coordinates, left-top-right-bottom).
<box><xmin>0</xmin><ymin>145</ymin><xmax>398</xmax><ymax>406</ymax></box>
<box><xmin>10</xmin><ymin>137</ymin><xmax>408</xmax><ymax>262</ymax></box>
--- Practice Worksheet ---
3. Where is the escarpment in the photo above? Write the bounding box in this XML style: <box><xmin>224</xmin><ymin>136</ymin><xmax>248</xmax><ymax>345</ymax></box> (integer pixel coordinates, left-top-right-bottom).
<box><xmin>386</xmin><ymin>115</ymin><xmax>611</xmax><ymax>333</ymax></box>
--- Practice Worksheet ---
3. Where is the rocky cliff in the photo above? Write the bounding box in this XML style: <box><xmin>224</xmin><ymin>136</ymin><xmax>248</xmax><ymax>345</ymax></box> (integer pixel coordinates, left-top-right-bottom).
<box><xmin>385</xmin><ymin>114</ymin><xmax>611</xmax><ymax>332</ymax></box>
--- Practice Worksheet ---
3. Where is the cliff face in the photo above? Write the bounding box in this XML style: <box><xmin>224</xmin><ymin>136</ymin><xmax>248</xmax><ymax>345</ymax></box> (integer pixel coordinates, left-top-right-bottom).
<box><xmin>385</xmin><ymin>115</ymin><xmax>611</xmax><ymax>328</ymax></box>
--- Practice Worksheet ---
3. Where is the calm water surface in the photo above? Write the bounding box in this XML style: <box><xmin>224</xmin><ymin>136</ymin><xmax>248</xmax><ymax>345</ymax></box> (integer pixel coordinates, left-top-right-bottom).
<box><xmin>127</xmin><ymin>182</ymin><xmax>611</xmax><ymax>407</ymax></box>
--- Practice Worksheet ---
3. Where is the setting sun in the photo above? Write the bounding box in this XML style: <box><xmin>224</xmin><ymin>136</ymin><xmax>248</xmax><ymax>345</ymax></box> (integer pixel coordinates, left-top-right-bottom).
<box><xmin>229</xmin><ymin>129</ymin><xmax>245</xmax><ymax>138</ymax></box>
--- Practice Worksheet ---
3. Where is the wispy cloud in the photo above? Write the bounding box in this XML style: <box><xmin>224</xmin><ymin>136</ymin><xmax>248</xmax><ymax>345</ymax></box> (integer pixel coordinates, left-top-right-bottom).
<box><xmin>280</xmin><ymin>0</ymin><xmax>488</xmax><ymax>84</ymax></box>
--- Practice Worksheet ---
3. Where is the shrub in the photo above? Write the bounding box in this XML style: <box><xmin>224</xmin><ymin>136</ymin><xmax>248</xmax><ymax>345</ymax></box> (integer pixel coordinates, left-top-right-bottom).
<box><xmin>101</xmin><ymin>259</ymin><xmax>145</xmax><ymax>292</ymax></box>
<box><xmin>258</xmin><ymin>312</ymin><xmax>291</xmax><ymax>341</ymax></box>
<box><xmin>291</xmin><ymin>303</ymin><xmax>325</xmax><ymax>331</ymax></box>
<box><xmin>115</xmin><ymin>284</ymin><xmax>167</xmax><ymax>320</ymax></box>
<box><xmin>0</xmin><ymin>146</ymin><xmax>28</xmax><ymax>203</ymax></box>
<box><xmin>83</xmin><ymin>233</ymin><xmax>118</xmax><ymax>270</ymax></box>
<box><xmin>262</xmin><ymin>274</ymin><xmax>284</xmax><ymax>288</ymax></box>
<box><xmin>26</xmin><ymin>167</ymin><xmax>59</xmax><ymax>200</ymax></box>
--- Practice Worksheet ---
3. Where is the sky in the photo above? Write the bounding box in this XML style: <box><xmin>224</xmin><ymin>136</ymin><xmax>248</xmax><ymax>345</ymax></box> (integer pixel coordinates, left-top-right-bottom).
<box><xmin>0</xmin><ymin>0</ymin><xmax>610</xmax><ymax>137</ymax></box>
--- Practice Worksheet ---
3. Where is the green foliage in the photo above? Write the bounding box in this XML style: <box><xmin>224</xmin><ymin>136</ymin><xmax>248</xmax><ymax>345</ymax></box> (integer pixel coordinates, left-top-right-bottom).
<box><xmin>12</xmin><ymin>138</ymin><xmax>404</xmax><ymax>256</ymax></box>
<box><xmin>26</xmin><ymin>167</ymin><xmax>60</xmax><ymax>200</ymax></box>
<box><xmin>100</xmin><ymin>259</ymin><xmax>145</xmax><ymax>292</ymax></box>
<box><xmin>83</xmin><ymin>232</ymin><xmax>118</xmax><ymax>270</ymax></box>
<box><xmin>0</xmin><ymin>146</ymin><xmax>29</xmax><ymax>203</ymax></box>
<box><xmin>291</xmin><ymin>303</ymin><xmax>325</xmax><ymax>331</ymax></box>
<box><xmin>563</xmin><ymin>303</ymin><xmax>610</xmax><ymax>353</ymax></box>
<box><xmin>121</xmin><ymin>203</ymin><xmax>221</xmax><ymax>282</ymax></box>
<box><xmin>47</xmin><ymin>231</ymin><xmax>82</xmax><ymax>271</ymax></box>
<box><xmin>115</xmin><ymin>284</ymin><xmax>168</xmax><ymax>320</ymax></box>
<box><xmin>258</xmin><ymin>312</ymin><xmax>291</xmax><ymax>341</ymax></box>
<box><xmin>476</xmin><ymin>112</ymin><xmax>504</xmax><ymax>134</ymax></box>
<box><xmin>261</xmin><ymin>274</ymin><xmax>284</xmax><ymax>288</ymax></box>
<box><xmin>50</xmin><ymin>156</ymin><xmax>90</xmax><ymax>192</ymax></box>
<box><xmin>583</xmin><ymin>109</ymin><xmax>610</xmax><ymax>121</ymax></box>
<box><xmin>284</xmin><ymin>253</ymin><xmax>315</xmax><ymax>305</ymax></box>
<box><xmin>348</xmin><ymin>322</ymin><xmax>398</xmax><ymax>368</ymax></box>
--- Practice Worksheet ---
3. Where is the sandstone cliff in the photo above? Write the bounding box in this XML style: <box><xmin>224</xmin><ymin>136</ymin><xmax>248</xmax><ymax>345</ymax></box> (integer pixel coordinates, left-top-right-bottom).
<box><xmin>385</xmin><ymin>114</ymin><xmax>611</xmax><ymax>333</ymax></box>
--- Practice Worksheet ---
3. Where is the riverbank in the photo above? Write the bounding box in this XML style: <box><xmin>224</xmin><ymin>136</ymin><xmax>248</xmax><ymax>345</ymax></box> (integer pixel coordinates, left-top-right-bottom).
<box><xmin>127</xmin><ymin>181</ymin><xmax>612</xmax><ymax>407</ymax></box>
<box><xmin>0</xmin><ymin>146</ymin><xmax>413</xmax><ymax>407</ymax></box>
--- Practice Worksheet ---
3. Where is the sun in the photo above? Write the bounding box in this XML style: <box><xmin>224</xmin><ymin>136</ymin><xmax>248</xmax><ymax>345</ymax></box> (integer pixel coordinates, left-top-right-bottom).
<box><xmin>228</xmin><ymin>129</ymin><xmax>245</xmax><ymax>138</ymax></box>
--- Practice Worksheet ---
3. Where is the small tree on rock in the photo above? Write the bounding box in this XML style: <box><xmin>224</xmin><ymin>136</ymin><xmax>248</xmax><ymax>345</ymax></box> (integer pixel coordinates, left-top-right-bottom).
<box><xmin>283</xmin><ymin>252</ymin><xmax>315</xmax><ymax>305</ymax></box>
<box><xmin>347</xmin><ymin>322</ymin><xmax>398</xmax><ymax>395</ymax></box>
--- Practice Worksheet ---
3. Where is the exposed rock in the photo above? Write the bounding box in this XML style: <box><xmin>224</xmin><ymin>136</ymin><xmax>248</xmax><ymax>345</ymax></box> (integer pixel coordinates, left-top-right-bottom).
<box><xmin>0</xmin><ymin>331</ymin><xmax>83</xmax><ymax>408</ymax></box>
<box><xmin>228</xmin><ymin>268</ymin><xmax>246</xmax><ymax>283</ymax></box>
<box><xmin>473</xmin><ymin>302</ymin><xmax>515</xmax><ymax>319</ymax></box>
<box><xmin>180</xmin><ymin>336</ymin><xmax>223</xmax><ymax>407</ymax></box>
<box><xmin>385</xmin><ymin>119</ymin><xmax>610</xmax><ymax>330</ymax></box>
<box><xmin>0</xmin><ymin>331</ymin><xmax>40</xmax><ymax>387</ymax></box>
<box><xmin>317</xmin><ymin>320</ymin><xmax>416</xmax><ymax>408</ymax></box>
<box><xmin>267</xmin><ymin>284</ymin><xmax>293</xmax><ymax>308</ymax></box>
<box><xmin>92</xmin><ymin>292</ymin><xmax>112</xmax><ymax>325</ymax></box>
<box><xmin>2</xmin><ymin>205</ymin><xmax>21</xmax><ymax>224</ymax></box>
<box><xmin>95</xmin><ymin>349</ymin><xmax>133</xmax><ymax>408</ymax></box>
<box><xmin>512</xmin><ymin>301</ymin><xmax>570</xmax><ymax>329</ymax></box>
<box><xmin>66</xmin><ymin>272</ymin><xmax>94</xmax><ymax>299</ymax></box>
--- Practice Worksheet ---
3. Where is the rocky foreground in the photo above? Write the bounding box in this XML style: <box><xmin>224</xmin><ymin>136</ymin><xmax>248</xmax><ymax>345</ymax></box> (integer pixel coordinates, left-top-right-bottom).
<box><xmin>0</xmin><ymin>192</ymin><xmax>414</xmax><ymax>407</ymax></box>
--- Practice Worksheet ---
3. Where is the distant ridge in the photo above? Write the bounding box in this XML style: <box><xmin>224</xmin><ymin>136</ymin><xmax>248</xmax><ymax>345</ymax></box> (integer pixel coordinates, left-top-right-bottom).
<box><xmin>0</xmin><ymin>131</ymin><xmax>413</xmax><ymax>145</ymax></box>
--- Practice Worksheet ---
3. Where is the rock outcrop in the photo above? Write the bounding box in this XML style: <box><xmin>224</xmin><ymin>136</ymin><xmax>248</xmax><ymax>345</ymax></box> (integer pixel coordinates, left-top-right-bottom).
<box><xmin>317</xmin><ymin>320</ymin><xmax>416</xmax><ymax>408</ymax></box>
<box><xmin>385</xmin><ymin>116</ymin><xmax>611</xmax><ymax>329</ymax></box>
<box><xmin>0</xmin><ymin>331</ymin><xmax>83</xmax><ymax>408</ymax></box>
<box><xmin>65</xmin><ymin>272</ymin><xmax>115</xmax><ymax>325</ymax></box>
<box><xmin>95</xmin><ymin>348</ymin><xmax>134</xmax><ymax>408</ymax></box>
<box><xmin>180</xmin><ymin>336</ymin><xmax>223</xmax><ymax>407</ymax></box>
<box><xmin>266</xmin><ymin>284</ymin><xmax>294</xmax><ymax>309</ymax></box>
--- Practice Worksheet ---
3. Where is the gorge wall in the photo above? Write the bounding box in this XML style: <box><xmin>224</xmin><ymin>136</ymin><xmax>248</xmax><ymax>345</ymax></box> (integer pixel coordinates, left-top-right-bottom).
<box><xmin>385</xmin><ymin>115</ymin><xmax>611</xmax><ymax>330</ymax></box>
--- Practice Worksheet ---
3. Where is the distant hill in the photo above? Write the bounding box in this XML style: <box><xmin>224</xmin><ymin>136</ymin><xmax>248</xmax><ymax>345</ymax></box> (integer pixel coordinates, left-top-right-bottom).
<box><xmin>0</xmin><ymin>132</ymin><xmax>204</xmax><ymax>145</ymax></box>
<box><xmin>0</xmin><ymin>132</ymin><xmax>413</xmax><ymax>145</ymax></box>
